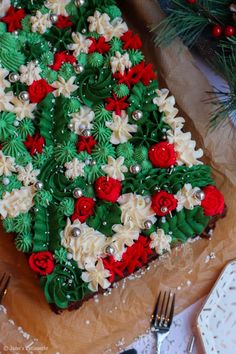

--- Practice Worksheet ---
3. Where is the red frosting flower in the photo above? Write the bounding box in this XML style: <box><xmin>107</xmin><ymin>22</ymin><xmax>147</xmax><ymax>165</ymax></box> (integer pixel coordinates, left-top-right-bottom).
<box><xmin>28</xmin><ymin>79</ymin><xmax>54</xmax><ymax>103</ymax></box>
<box><xmin>88</xmin><ymin>36</ymin><xmax>110</xmax><ymax>54</ymax></box>
<box><xmin>201</xmin><ymin>185</ymin><xmax>225</xmax><ymax>216</ymax></box>
<box><xmin>29</xmin><ymin>251</ymin><xmax>54</xmax><ymax>276</ymax></box>
<box><xmin>76</xmin><ymin>136</ymin><xmax>97</xmax><ymax>154</ymax></box>
<box><xmin>149</xmin><ymin>142</ymin><xmax>177</xmax><ymax>168</ymax></box>
<box><xmin>121</xmin><ymin>30</ymin><xmax>142</xmax><ymax>50</ymax></box>
<box><xmin>103</xmin><ymin>236</ymin><xmax>153</xmax><ymax>281</ymax></box>
<box><xmin>151</xmin><ymin>191</ymin><xmax>177</xmax><ymax>216</ymax></box>
<box><xmin>95</xmin><ymin>176</ymin><xmax>122</xmax><ymax>203</ymax></box>
<box><xmin>1</xmin><ymin>6</ymin><xmax>25</xmax><ymax>32</ymax></box>
<box><xmin>105</xmin><ymin>94</ymin><xmax>129</xmax><ymax>116</ymax></box>
<box><xmin>51</xmin><ymin>51</ymin><xmax>76</xmax><ymax>71</ymax></box>
<box><xmin>71</xmin><ymin>197</ymin><xmax>95</xmax><ymax>223</ymax></box>
<box><xmin>55</xmin><ymin>15</ymin><xmax>73</xmax><ymax>29</ymax></box>
<box><xmin>24</xmin><ymin>134</ymin><xmax>45</xmax><ymax>155</ymax></box>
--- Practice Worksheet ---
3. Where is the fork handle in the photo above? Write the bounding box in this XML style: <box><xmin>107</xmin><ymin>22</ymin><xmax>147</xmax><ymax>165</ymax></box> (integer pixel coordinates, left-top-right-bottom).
<box><xmin>156</xmin><ymin>331</ymin><xmax>169</xmax><ymax>354</ymax></box>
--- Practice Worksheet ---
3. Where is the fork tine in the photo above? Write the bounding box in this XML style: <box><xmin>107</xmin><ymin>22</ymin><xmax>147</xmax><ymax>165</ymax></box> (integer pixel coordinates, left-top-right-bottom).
<box><xmin>168</xmin><ymin>293</ymin><xmax>175</xmax><ymax>327</ymax></box>
<box><xmin>151</xmin><ymin>291</ymin><xmax>162</xmax><ymax>327</ymax></box>
<box><xmin>164</xmin><ymin>291</ymin><xmax>171</xmax><ymax>321</ymax></box>
<box><xmin>0</xmin><ymin>273</ymin><xmax>10</xmax><ymax>303</ymax></box>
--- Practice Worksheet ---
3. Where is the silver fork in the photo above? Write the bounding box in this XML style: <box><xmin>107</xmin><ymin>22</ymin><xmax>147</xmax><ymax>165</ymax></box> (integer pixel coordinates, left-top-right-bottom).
<box><xmin>151</xmin><ymin>291</ymin><xmax>175</xmax><ymax>354</ymax></box>
<box><xmin>0</xmin><ymin>272</ymin><xmax>11</xmax><ymax>304</ymax></box>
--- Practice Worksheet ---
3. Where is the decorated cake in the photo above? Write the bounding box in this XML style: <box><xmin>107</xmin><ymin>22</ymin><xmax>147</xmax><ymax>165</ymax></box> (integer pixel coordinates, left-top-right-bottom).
<box><xmin>0</xmin><ymin>0</ymin><xmax>225</xmax><ymax>312</ymax></box>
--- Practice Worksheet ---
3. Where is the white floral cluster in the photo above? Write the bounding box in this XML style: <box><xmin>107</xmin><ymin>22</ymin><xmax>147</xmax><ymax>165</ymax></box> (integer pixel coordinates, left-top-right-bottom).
<box><xmin>153</xmin><ymin>89</ymin><xmax>203</xmax><ymax>166</ymax></box>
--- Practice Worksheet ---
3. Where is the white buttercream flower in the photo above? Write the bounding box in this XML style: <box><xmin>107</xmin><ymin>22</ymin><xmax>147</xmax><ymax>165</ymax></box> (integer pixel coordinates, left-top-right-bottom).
<box><xmin>150</xmin><ymin>229</ymin><xmax>172</xmax><ymax>255</ymax></box>
<box><xmin>30</xmin><ymin>11</ymin><xmax>52</xmax><ymax>34</ymax></box>
<box><xmin>19</xmin><ymin>61</ymin><xmax>42</xmax><ymax>86</ymax></box>
<box><xmin>110</xmin><ymin>52</ymin><xmax>132</xmax><ymax>74</ymax></box>
<box><xmin>175</xmin><ymin>183</ymin><xmax>201</xmax><ymax>211</ymax></box>
<box><xmin>102</xmin><ymin>156</ymin><xmax>128</xmax><ymax>181</ymax></box>
<box><xmin>167</xmin><ymin>129</ymin><xmax>203</xmax><ymax>166</ymax></box>
<box><xmin>81</xmin><ymin>259</ymin><xmax>111</xmax><ymax>292</ymax></box>
<box><xmin>0</xmin><ymin>88</ymin><xmax>14</xmax><ymax>112</ymax></box>
<box><xmin>61</xmin><ymin>219</ymin><xmax>107</xmax><ymax>269</ymax></box>
<box><xmin>106</xmin><ymin>111</ymin><xmax>137</xmax><ymax>145</ymax></box>
<box><xmin>0</xmin><ymin>186</ymin><xmax>35</xmax><ymax>219</ymax></box>
<box><xmin>87</xmin><ymin>11</ymin><xmax>111</xmax><ymax>36</ymax></box>
<box><xmin>0</xmin><ymin>152</ymin><xmax>16</xmax><ymax>176</ymax></box>
<box><xmin>68</xmin><ymin>32</ymin><xmax>92</xmax><ymax>57</ymax></box>
<box><xmin>111</xmin><ymin>221</ymin><xmax>140</xmax><ymax>260</ymax></box>
<box><xmin>0</xmin><ymin>68</ymin><xmax>10</xmax><ymax>89</ymax></box>
<box><xmin>69</xmin><ymin>106</ymin><xmax>95</xmax><ymax>134</ymax></box>
<box><xmin>0</xmin><ymin>0</ymin><xmax>10</xmax><ymax>17</ymax></box>
<box><xmin>52</xmin><ymin>76</ymin><xmax>78</xmax><ymax>98</ymax></box>
<box><xmin>45</xmin><ymin>0</ymin><xmax>70</xmax><ymax>16</ymax></box>
<box><xmin>12</xmin><ymin>97</ymin><xmax>36</xmax><ymax>121</ymax></box>
<box><xmin>64</xmin><ymin>158</ymin><xmax>85</xmax><ymax>179</ymax></box>
<box><xmin>105</xmin><ymin>17</ymin><xmax>128</xmax><ymax>41</ymax></box>
<box><xmin>118</xmin><ymin>193</ymin><xmax>157</xmax><ymax>229</ymax></box>
<box><xmin>17</xmin><ymin>163</ymin><xmax>40</xmax><ymax>186</ymax></box>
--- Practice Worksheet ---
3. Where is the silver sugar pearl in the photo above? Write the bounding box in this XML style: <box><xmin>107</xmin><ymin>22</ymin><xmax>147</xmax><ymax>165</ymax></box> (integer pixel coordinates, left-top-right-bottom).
<box><xmin>67</xmin><ymin>253</ymin><xmax>73</xmax><ymax>260</ymax></box>
<box><xmin>71</xmin><ymin>227</ymin><xmax>81</xmax><ymax>237</ymax></box>
<box><xmin>105</xmin><ymin>245</ymin><xmax>115</xmax><ymax>255</ymax></box>
<box><xmin>35</xmin><ymin>181</ymin><xmax>44</xmax><ymax>190</ymax></box>
<box><xmin>75</xmin><ymin>0</ymin><xmax>85</xmax><ymax>6</ymax></box>
<box><xmin>74</xmin><ymin>64</ymin><xmax>84</xmax><ymax>74</ymax></box>
<box><xmin>68</xmin><ymin>122</ymin><xmax>74</xmax><ymax>130</ymax></box>
<box><xmin>85</xmin><ymin>159</ymin><xmax>91</xmax><ymax>165</ymax></box>
<box><xmin>73</xmin><ymin>188</ymin><xmax>83</xmax><ymax>198</ymax></box>
<box><xmin>144</xmin><ymin>220</ymin><xmax>153</xmax><ymax>230</ymax></box>
<box><xmin>50</xmin><ymin>14</ymin><xmax>58</xmax><ymax>23</ymax></box>
<box><xmin>2</xmin><ymin>177</ymin><xmax>9</xmax><ymax>186</ymax></box>
<box><xmin>132</xmin><ymin>110</ymin><xmax>143</xmax><ymax>121</ymax></box>
<box><xmin>9</xmin><ymin>72</ymin><xmax>19</xmax><ymax>83</ymax></box>
<box><xmin>195</xmin><ymin>189</ymin><xmax>205</xmax><ymax>201</ymax></box>
<box><xmin>13</xmin><ymin>30</ymin><xmax>18</xmax><ymax>36</ymax></box>
<box><xmin>14</xmin><ymin>120</ymin><xmax>20</xmax><ymax>127</ymax></box>
<box><xmin>19</xmin><ymin>91</ymin><xmax>29</xmax><ymax>102</ymax></box>
<box><xmin>161</xmin><ymin>206</ymin><xmax>168</xmax><ymax>213</ymax></box>
<box><xmin>82</xmin><ymin>129</ymin><xmax>91</xmax><ymax>137</ymax></box>
<box><xmin>130</xmin><ymin>164</ymin><xmax>141</xmax><ymax>174</ymax></box>
<box><xmin>90</xmin><ymin>160</ymin><xmax>96</xmax><ymax>166</ymax></box>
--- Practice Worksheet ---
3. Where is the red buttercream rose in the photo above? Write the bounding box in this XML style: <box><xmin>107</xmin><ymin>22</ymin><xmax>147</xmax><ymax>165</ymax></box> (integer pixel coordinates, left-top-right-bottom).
<box><xmin>95</xmin><ymin>176</ymin><xmax>122</xmax><ymax>203</ymax></box>
<box><xmin>151</xmin><ymin>190</ymin><xmax>177</xmax><ymax>216</ymax></box>
<box><xmin>28</xmin><ymin>79</ymin><xmax>54</xmax><ymax>103</ymax></box>
<box><xmin>29</xmin><ymin>251</ymin><xmax>54</xmax><ymax>276</ymax></box>
<box><xmin>149</xmin><ymin>142</ymin><xmax>177</xmax><ymax>168</ymax></box>
<box><xmin>55</xmin><ymin>15</ymin><xmax>73</xmax><ymax>29</ymax></box>
<box><xmin>71</xmin><ymin>197</ymin><xmax>95</xmax><ymax>223</ymax></box>
<box><xmin>201</xmin><ymin>185</ymin><xmax>225</xmax><ymax>216</ymax></box>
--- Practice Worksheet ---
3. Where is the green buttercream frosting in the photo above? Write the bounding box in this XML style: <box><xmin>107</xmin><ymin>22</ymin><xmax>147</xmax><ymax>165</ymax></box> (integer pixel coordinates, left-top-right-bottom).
<box><xmin>40</xmin><ymin>263</ymin><xmax>91</xmax><ymax>309</ymax></box>
<box><xmin>59</xmin><ymin>63</ymin><xmax>74</xmax><ymax>81</ymax></box>
<box><xmin>84</xmin><ymin>164</ymin><xmax>104</xmax><ymax>184</ymax></box>
<box><xmin>103</xmin><ymin>5</ymin><xmax>122</xmax><ymax>19</ymax></box>
<box><xmin>0</xmin><ymin>112</ymin><xmax>16</xmax><ymax>139</ymax></box>
<box><xmin>117</xmin><ymin>142</ymin><xmax>134</xmax><ymax>159</ymax></box>
<box><xmin>113</xmin><ymin>84</ymin><xmax>129</xmax><ymax>98</ymax></box>
<box><xmin>6</xmin><ymin>213</ymin><xmax>32</xmax><ymax>234</ymax></box>
<box><xmin>94</xmin><ymin>104</ymin><xmax>112</xmax><ymax>123</ymax></box>
<box><xmin>0</xmin><ymin>33</ymin><xmax>18</xmax><ymax>51</ymax></box>
<box><xmin>92</xmin><ymin>122</ymin><xmax>112</xmax><ymax>144</ymax></box>
<box><xmin>54</xmin><ymin>142</ymin><xmax>77</xmax><ymax>164</ymax></box>
<box><xmin>2</xmin><ymin>218</ymin><xmax>15</xmax><ymax>233</ymax></box>
<box><xmin>0</xmin><ymin>23</ymin><xmax>6</xmax><ymax>34</ymax></box>
<box><xmin>15</xmin><ymin>233</ymin><xmax>33</xmax><ymax>253</ymax></box>
<box><xmin>54</xmin><ymin>248</ymin><xmax>68</xmax><ymax>265</ymax></box>
<box><xmin>58</xmin><ymin>198</ymin><xmax>75</xmax><ymax>217</ymax></box>
<box><xmin>110</xmin><ymin>37</ymin><xmax>123</xmax><ymax>52</ymax></box>
<box><xmin>18</xmin><ymin>119</ymin><xmax>35</xmax><ymax>139</ymax></box>
<box><xmin>21</xmin><ymin>15</ymin><xmax>32</xmax><ymax>32</ymax></box>
<box><xmin>88</xmin><ymin>53</ymin><xmax>104</xmax><ymax>68</ymax></box>
<box><xmin>2</xmin><ymin>137</ymin><xmax>27</xmax><ymax>159</ymax></box>
<box><xmin>91</xmin><ymin>142</ymin><xmax>115</xmax><ymax>164</ymax></box>
<box><xmin>34</xmin><ymin>190</ymin><xmax>53</xmax><ymax>207</ymax></box>
<box><xmin>0</xmin><ymin>49</ymin><xmax>25</xmax><ymax>71</ymax></box>
<box><xmin>127</xmin><ymin>50</ymin><xmax>144</xmax><ymax>65</ymax></box>
<box><xmin>134</xmin><ymin>146</ymin><xmax>148</xmax><ymax>163</ymax></box>
<box><xmin>40</xmin><ymin>51</ymin><xmax>54</xmax><ymax>66</ymax></box>
<box><xmin>41</xmin><ymin>67</ymin><xmax>58</xmax><ymax>84</ymax></box>
<box><xmin>63</xmin><ymin>98</ymin><xmax>81</xmax><ymax>114</ymax></box>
